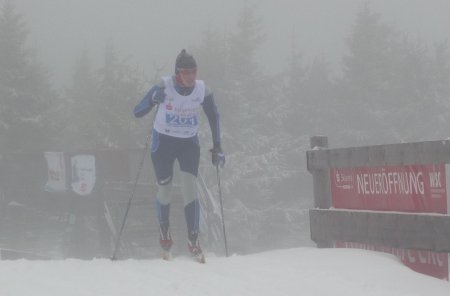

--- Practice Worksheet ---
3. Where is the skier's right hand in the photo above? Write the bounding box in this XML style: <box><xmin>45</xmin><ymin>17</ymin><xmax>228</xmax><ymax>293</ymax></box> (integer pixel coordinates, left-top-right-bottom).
<box><xmin>152</xmin><ymin>88</ymin><xmax>166</xmax><ymax>104</ymax></box>
<box><xmin>210</xmin><ymin>146</ymin><xmax>225</xmax><ymax>168</ymax></box>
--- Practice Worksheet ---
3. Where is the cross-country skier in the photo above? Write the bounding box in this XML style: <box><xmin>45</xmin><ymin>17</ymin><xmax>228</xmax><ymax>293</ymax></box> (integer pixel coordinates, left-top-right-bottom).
<box><xmin>133</xmin><ymin>49</ymin><xmax>225</xmax><ymax>262</ymax></box>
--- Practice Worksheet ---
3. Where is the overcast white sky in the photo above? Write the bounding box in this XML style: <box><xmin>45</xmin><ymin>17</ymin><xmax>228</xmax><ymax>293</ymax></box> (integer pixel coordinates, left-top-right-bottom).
<box><xmin>12</xmin><ymin>0</ymin><xmax>450</xmax><ymax>88</ymax></box>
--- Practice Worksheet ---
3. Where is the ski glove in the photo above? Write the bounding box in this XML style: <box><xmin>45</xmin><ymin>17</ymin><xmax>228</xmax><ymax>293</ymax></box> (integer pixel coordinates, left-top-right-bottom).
<box><xmin>152</xmin><ymin>88</ymin><xmax>166</xmax><ymax>104</ymax></box>
<box><xmin>210</xmin><ymin>146</ymin><xmax>225</xmax><ymax>168</ymax></box>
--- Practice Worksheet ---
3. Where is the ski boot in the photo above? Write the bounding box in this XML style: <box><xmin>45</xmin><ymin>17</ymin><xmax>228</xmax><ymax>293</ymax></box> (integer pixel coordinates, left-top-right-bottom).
<box><xmin>159</xmin><ymin>223</ymin><xmax>173</xmax><ymax>261</ymax></box>
<box><xmin>188</xmin><ymin>231</ymin><xmax>206</xmax><ymax>264</ymax></box>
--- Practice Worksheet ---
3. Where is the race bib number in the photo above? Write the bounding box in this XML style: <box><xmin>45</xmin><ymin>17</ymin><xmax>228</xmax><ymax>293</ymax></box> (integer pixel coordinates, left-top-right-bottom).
<box><xmin>166</xmin><ymin>114</ymin><xmax>198</xmax><ymax>127</ymax></box>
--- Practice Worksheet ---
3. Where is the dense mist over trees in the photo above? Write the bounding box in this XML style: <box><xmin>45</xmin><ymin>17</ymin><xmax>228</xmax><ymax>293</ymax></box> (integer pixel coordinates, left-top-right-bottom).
<box><xmin>1</xmin><ymin>1</ymin><xmax>450</xmax><ymax>254</ymax></box>
<box><xmin>338</xmin><ymin>4</ymin><xmax>450</xmax><ymax>145</ymax></box>
<box><xmin>0</xmin><ymin>2</ymin><xmax>58</xmax><ymax>152</ymax></box>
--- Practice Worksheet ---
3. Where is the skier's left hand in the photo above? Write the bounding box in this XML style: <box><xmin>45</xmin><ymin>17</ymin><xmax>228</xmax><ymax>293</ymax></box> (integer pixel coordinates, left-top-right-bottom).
<box><xmin>210</xmin><ymin>146</ymin><xmax>225</xmax><ymax>168</ymax></box>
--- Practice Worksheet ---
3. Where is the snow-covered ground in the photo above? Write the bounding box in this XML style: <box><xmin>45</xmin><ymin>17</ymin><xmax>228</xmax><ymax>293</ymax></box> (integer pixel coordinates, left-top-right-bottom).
<box><xmin>1</xmin><ymin>247</ymin><xmax>449</xmax><ymax>296</ymax></box>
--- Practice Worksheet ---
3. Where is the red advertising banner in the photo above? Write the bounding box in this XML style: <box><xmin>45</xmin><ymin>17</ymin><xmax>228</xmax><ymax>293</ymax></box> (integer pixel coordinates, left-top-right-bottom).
<box><xmin>335</xmin><ymin>241</ymin><xmax>449</xmax><ymax>280</ymax></box>
<box><xmin>331</xmin><ymin>164</ymin><xmax>447</xmax><ymax>213</ymax></box>
<box><xmin>330</xmin><ymin>164</ymin><xmax>448</xmax><ymax>280</ymax></box>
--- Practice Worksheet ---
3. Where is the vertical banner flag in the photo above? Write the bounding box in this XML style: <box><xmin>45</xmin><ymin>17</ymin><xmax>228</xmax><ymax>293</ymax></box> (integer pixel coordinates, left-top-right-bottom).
<box><xmin>44</xmin><ymin>152</ymin><xmax>67</xmax><ymax>192</ymax></box>
<box><xmin>71</xmin><ymin>155</ymin><xmax>96</xmax><ymax>196</ymax></box>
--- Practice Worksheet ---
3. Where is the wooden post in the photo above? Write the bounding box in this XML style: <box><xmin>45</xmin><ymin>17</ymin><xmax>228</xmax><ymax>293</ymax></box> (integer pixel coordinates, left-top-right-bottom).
<box><xmin>308</xmin><ymin>136</ymin><xmax>331</xmax><ymax>209</ymax></box>
<box><xmin>308</xmin><ymin>136</ymin><xmax>333</xmax><ymax>248</ymax></box>
<box><xmin>310</xmin><ymin>135</ymin><xmax>328</xmax><ymax>150</ymax></box>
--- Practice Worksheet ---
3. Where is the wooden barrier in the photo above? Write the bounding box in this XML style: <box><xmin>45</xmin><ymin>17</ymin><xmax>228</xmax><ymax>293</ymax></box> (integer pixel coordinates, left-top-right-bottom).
<box><xmin>307</xmin><ymin>136</ymin><xmax>450</xmax><ymax>279</ymax></box>
<box><xmin>310</xmin><ymin>209</ymin><xmax>450</xmax><ymax>252</ymax></box>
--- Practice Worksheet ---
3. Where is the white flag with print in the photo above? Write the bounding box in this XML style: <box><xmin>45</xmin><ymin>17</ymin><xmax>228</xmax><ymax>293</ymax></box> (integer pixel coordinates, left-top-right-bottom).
<box><xmin>71</xmin><ymin>155</ymin><xmax>96</xmax><ymax>196</ymax></box>
<box><xmin>44</xmin><ymin>152</ymin><xmax>66</xmax><ymax>192</ymax></box>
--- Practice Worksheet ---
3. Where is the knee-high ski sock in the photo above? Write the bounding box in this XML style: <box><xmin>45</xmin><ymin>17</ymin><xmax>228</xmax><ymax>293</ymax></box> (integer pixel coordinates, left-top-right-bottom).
<box><xmin>179</xmin><ymin>171</ymin><xmax>198</xmax><ymax>205</ymax></box>
<box><xmin>156</xmin><ymin>199</ymin><xmax>170</xmax><ymax>224</ymax></box>
<box><xmin>156</xmin><ymin>179</ymin><xmax>172</xmax><ymax>238</ymax></box>
<box><xmin>184</xmin><ymin>199</ymin><xmax>200</xmax><ymax>242</ymax></box>
<box><xmin>156</xmin><ymin>200</ymin><xmax>171</xmax><ymax>239</ymax></box>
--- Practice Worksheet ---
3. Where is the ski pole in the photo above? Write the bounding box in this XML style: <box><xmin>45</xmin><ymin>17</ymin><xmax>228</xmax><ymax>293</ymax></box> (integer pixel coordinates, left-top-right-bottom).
<box><xmin>111</xmin><ymin>131</ymin><xmax>151</xmax><ymax>260</ymax></box>
<box><xmin>216</xmin><ymin>165</ymin><xmax>229</xmax><ymax>257</ymax></box>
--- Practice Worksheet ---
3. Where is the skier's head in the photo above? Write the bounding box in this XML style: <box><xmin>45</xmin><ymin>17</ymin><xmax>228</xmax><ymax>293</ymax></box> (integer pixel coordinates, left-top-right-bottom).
<box><xmin>175</xmin><ymin>49</ymin><xmax>197</xmax><ymax>72</ymax></box>
<box><xmin>175</xmin><ymin>49</ymin><xmax>197</xmax><ymax>87</ymax></box>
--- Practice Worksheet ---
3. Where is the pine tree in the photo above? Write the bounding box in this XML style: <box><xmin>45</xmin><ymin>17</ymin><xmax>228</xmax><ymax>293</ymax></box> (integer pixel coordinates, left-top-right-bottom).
<box><xmin>339</xmin><ymin>3</ymin><xmax>411</xmax><ymax>144</ymax></box>
<box><xmin>63</xmin><ymin>49</ymin><xmax>100</xmax><ymax>150</ymax></box>
<box><xmin>277</xmin><ymin>37</ymin><xmax>337</xmax><ymax>210</ymax></box>
<box><xmin>96</xmin><ymin>41</ymin><xmax>147</xmax><ymax>149</ymax></box>
<box><xmin>64</xmin><ymin>42</ymin><xmax>147</xmax><ymax>150</ymax></box>
<box><xmin>0</xmin><ymin>2</ymin><xmax>57</xmax><ymax>152</ymax></box>
<box><xmin>193</xmin><ymin>26</ymin><xmax>227</xmax><ymax>93</ymax></box>
<box><xmin>214</xmin><ymin>3</ymin><xmax>292</xmax><ymax>210</ymax></box>
<box><xmin>339</xmin><ymin>3</ymin><xmax>450</xmax><ymax>144</ymax></box>
<box><xmin>403</xmin><ymin>41</ymin><xmax>450</xmax><ymax>140</ymax></box>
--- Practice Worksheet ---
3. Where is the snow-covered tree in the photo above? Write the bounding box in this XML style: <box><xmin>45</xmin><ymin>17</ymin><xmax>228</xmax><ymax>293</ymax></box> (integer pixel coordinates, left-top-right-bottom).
<box><xmin>338</xmin><ymin>3</ymin><xmax>450</xmax><ymax>145</ymax></box>
<box><xmin>193</xmin><ymin>4</ymin><xmax>311</xmax><ymax>252</ymax></box>
<box><xmin>63</xmin><ymin>49</ymin><xmax>100</xmax><ymax>150</ymax></box>
<box><xmin>64</xmin><ymin>42</ymin><xmax>147</xmax><ymax>150</ymax></box>
<box><xmin>0</xmin><ymin>2</ymin><xmax>57</xmax><ymax>152</ymax></box>
<box><xmin>96</xmin><ymin>41</ymin><xmax>146</xmax><ymax>149</ymax></box>
<box><xmin>193</xmin><ymin>26</ymin><xmax>227</xmax><ymax>93</ymax></box>
<box><xmin>281</xmin><ymin>39</ymin><xmax>336</xmax><ymax>138</ymax></box>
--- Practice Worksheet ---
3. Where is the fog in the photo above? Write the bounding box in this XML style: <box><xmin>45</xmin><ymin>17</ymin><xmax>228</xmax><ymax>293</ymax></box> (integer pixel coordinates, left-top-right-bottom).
<box><xmin>14</xmin><ymin>0</ymin><xmax>450</xmax><ymax>87</ymax></box>
<box><xmin>1</xmin><ymin>0</ymin><xmax>450</xmax><ymax>260</ymax></box>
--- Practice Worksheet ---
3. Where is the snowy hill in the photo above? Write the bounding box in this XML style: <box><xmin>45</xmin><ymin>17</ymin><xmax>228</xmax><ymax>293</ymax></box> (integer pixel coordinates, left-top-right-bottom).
<box><xmin>1</xmin><ymin>247</ymin><xmax>449</xmax><ymax>296</ymax></box>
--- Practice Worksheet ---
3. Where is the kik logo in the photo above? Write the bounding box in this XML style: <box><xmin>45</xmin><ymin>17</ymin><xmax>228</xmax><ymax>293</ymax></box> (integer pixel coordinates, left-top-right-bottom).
<box><xmin>429</xmin><ymin>171</ymin><xmax>442</xmax><ymax>188</ymax></box>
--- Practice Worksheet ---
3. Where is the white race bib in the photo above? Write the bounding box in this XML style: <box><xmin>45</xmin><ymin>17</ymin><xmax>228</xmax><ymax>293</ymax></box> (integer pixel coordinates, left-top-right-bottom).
<box><xmin>153</xmin><ymin>77</ymin><xmax>205</xmax><ymax>138</ymax></box>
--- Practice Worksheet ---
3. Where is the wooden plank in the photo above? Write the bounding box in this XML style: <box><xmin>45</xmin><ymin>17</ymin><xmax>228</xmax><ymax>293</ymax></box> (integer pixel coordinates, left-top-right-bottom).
<box><xmin>310</xmin><ymin>208</ymin><xmax>450</xmax><ymax>252</ymax></box>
